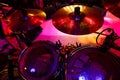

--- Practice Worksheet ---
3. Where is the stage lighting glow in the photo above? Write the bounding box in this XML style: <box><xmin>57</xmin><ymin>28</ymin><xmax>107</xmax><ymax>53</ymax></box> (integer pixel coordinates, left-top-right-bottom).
<box><xmin>79</xmin><ymin>75</ymin><xmax>86</xmax><ymax>80</ymax></box>
<box><xmin>78</xmin><ymin>75</ymin><xmax>103</xmax><ymax>80</ymax></box>
<box><xmin>24</xmin><ymin>67</ymin><xmax>27</xmax><ymax>70</ymax></box>
<box><xmin>30</xmin><ymin>68</ymin><xmax>36</xmax><ymax>73</ymax></box>
<box><xmin>96</xmin><ymin>76</ymin><xmax>103</xmax><ymax>80</ymax></box>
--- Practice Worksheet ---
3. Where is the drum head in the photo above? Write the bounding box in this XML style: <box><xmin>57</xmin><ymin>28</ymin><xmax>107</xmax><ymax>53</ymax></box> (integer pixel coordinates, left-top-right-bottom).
<box><xmin>66</xmin><ymin>46</ymin><xmax>120</xmax><ymax>80</ymax></box>
<box><xmin>18</xmin><ymin>41</ymin><xmax>59</xmax><ymax>80</ymax></box>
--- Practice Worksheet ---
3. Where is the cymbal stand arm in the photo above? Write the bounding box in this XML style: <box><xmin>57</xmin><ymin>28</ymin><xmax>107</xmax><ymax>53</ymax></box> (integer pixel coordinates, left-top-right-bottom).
<box><xmin>19</xmin><ymin>32</ymin><xmax>32</xmax><ymax>47</ymax></box>
<box><xmin>14</xmin><ymin>34</ymin><xmax>25</xmax><ymax>50</ymax></box>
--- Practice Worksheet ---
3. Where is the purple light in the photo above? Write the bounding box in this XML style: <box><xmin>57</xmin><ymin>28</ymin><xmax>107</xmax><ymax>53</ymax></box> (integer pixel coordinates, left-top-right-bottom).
<box><xmin>24</xmin><ymin>16</ymin><xmax>29</xmax><ymax>21</ymax></box>
<box><xmin>96</xmin><ymin>76</ymin><xmax>103</xmax><ymax>80</ymax></box>
<box><xmin>30</xmin><ymin>68</ymin><xmax>36</xmax><ymax>73</ymax></box>
<box><xmin>79</xmin><ymin>75</ymin><xmax>86</xmax><ymax>80</ymax></box>
<box><xmin>78</xmin><ymin>74</ymin><xmax>103</xmax><ymax>80</ymax></box>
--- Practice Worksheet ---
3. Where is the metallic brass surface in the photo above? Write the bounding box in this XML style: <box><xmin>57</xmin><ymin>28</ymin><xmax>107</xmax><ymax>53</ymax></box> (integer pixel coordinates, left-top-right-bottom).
<box><xmin>7</xmin><ymin>9</ymin><xmax>46</xmax><ymax>31</ymax></box>
<box><xmin>52</xmin><ymin>5</ymin><xmax>104</xmax><ymax>35</ymax></box>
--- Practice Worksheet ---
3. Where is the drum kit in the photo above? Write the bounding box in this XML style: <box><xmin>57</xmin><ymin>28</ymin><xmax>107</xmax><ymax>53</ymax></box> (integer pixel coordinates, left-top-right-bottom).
<box><xmin>0</xmin><ymin>0</ymin><xmax>120</xmax><ymax>80</ymax></box>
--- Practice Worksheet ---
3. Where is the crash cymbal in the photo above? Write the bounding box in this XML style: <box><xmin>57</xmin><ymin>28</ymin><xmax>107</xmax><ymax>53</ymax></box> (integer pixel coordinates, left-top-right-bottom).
<box><xmin>52</xmin><ymin>5</ymin><xmax>104</xmax><ymax>35</ymax></box>
<box><xmin>103</xmin><ymin>0</ymin><xmax>120</xmax><ymax>18</ymax></box>
<box><xmin>7</xmin><ymin>9</ymin><xmax>46</xmax><ymax>31</ymax></box>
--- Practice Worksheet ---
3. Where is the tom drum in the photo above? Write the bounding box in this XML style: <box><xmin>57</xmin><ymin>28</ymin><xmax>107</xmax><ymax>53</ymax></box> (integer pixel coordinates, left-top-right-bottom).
<box><xmin>66</xmin><ymin>46</ymin><xmax>120</xmax><ymax>80</ymax></box>
<box><xmin>18</xmin><ymin>41</ymin><xmax>59</xmax><ymax>80</ymax></box>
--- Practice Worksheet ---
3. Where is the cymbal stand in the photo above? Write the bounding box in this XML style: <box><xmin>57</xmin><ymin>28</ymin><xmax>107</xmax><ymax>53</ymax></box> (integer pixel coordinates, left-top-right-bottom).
<box><xmin>0</xmin><ymin>10</ymin><xmax>16</xmax><ymax>80</ymax></box>
<box><xmin>18</xmin><ymin>32</ymin><xmax>32</xmax><ymax>47</ymax></box>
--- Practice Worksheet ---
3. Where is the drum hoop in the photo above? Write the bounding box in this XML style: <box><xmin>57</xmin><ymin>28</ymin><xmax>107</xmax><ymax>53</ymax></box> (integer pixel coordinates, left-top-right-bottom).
<box><xmin>69</xmin><ymin>45</ymin><xmax>97</xmax><ymax>57</ymax></box>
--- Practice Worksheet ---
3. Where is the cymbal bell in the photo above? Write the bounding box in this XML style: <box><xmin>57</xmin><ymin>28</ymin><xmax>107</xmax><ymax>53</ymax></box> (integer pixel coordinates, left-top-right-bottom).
<box><xmin>52</xmin><ymin>5</ymin><xmax>104</xmax><ymax>35</ymax></box>
<box><xmin>7</xmin><ymin>9</ymin><xmax>46</xmax><ymax>31</ymax></box>
<box><xmin>103</xmin><ymin>0</ymin><xmax>120</xmax><ymax>18</ymax></box>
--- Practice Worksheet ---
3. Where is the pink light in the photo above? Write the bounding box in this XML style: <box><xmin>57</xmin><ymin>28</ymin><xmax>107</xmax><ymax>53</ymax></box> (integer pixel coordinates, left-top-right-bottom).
<box><xmin>104</xmin><ymin>17</ymin><xmax>112</xmax><ymax>23</ymax></box>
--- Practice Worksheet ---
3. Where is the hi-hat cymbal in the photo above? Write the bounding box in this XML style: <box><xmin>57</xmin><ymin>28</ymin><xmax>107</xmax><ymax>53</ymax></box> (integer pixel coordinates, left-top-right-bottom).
<box><xmin>103</xmin><ymin>0</ymin><xmax>120</xmax><ymax>18</ymax></box>
<box><xmin>52</xmin><ymin>5</ymin><xmax>104</xmax><ymax>35</ymax></box>
<box><xmin>7</xmin><ymin>9</ymin><xmax>46</xmax><ymax>31</ymax></box>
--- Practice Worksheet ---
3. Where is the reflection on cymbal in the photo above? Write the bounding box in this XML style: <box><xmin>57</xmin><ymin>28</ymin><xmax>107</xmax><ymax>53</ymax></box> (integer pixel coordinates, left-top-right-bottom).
<box><xmin>103</xmin><ymin>0</ymin><xmax>120</xmax><ymax>18</ymax></box>
<box><xmin>52</xmin><ymin>5</ymin><xmax>104</xmax><ymax>35</ymax></box>
<box><xmin>7</xmin><ymin>9</ymin><xmax>46</xmax><ymax>31</ymax></box>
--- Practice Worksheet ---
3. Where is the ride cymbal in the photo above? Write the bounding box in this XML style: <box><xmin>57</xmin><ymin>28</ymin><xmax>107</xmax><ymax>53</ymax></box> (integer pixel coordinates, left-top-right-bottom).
<box><xmin>52</xmin><ymin>5</ymin><xmax>104</xmax><ymax>35</ymax></box>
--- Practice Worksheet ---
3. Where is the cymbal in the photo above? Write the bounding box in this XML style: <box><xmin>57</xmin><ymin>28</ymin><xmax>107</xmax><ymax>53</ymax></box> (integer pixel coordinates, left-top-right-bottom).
<box><xmin>52</xmin><ymin>5</ymin><xmax>104</xmax><ymax>35</ymax></box>
<box><xmin>103</xmin><ymin>0</ymin><xmax>120</xmax><ymax>18</ymax></box>
<box><xmin>7</xmin><ymin>9</ymin><xmax>46</xmax><ymax>31</ymax></box>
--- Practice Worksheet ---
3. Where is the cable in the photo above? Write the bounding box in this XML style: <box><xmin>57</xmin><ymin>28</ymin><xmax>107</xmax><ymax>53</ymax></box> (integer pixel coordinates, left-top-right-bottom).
<box><xmin>96</xmin><ymin>28</ymin><xmax>114</xmax><ymax>46</ymax></box>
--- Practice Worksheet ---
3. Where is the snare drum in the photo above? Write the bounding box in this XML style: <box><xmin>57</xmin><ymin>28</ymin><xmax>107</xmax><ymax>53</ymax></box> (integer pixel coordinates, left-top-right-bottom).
<box><xmin>66</xmin><ymin>46</ymin><xmax>120</xmax><ymax>80</ymax></box>
<box><xmin>18</xmin><ymin>41</ymin><xmax>59</xmax><ymax>80</ymax></box>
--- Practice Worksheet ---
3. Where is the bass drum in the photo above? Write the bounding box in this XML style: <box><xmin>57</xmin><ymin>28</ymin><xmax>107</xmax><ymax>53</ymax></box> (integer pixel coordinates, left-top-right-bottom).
<box><xmin>18</xmin><ymin>41</ymin><xmax>59</xmax><ymax>80</ymax></box>
<box><xmin>66</xmin><ymin>46</ymin><xmax>120</xmax><ymax>80</ymax></box>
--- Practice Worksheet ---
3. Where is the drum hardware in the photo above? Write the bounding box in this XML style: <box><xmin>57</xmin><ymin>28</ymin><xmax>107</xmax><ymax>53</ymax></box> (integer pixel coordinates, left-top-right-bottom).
<box><xmin>0</xmin><ymin>8</ymin><xmax>21</xmax><ymax>80</ymax></box>
<box><xmin>54</xmin><ymin>40</ymin><xmax>82</xmax><ymax>80</ymax></box>
<box><xmin>56</xmin><ymin>41</ymin><xmax>82</xmax><ymax>80</ymax></box>
<box><xmin>0</xmin><ymin>3</ymin><xmax>120</xmax><ymax>80</ymax></box>
<box><xmin>1</xmin><ymin>8</ymin><xmax>43</xmax><ymax>48</ymax></box>
<box><xmin>6</xmin><ymin>8</ymin><xmax>46</xmax><ymax>30</ymax></box>
<box><xmin>0</xmin><ymin>18</ymin><xmax>14</xmax><ymax>80</ymax></box>
<box><xmin>15</xmin><ymin>31</ymin><xmax>32</xmax><ymax>47</ymax></box>
<box><xmin>1</xmin><ymin>7</ymin><xmax>44</xmax><ymax>47</ymax></box>
<box><xmin>0</xmin><ymin>7</ymin><xmax>16</xmax><ymax>49</ymax></box>
<box><xmin>5</xmin><ymin>8</ymin><xmax>45</xmax><ymax>42</ymax></box>
<box><xmin>56</xmin><ymin>40</ymin><xmax>62</xmax><ymax>48</ymax></box>
<box><xmin>0</xmin><ymin>5</ymin><xmax>6</xmax><ymax>38</ymax></box>
<box><xmin>1</xmin><ymin>29</ymin><xmax>36</xmax><ymax>50</ymax></box>
<box><xmin>96</xmin><ymin>28</ymin><xmax>120</xmax><ymax>52</ymax></box>
<box><xmin>0</xmin><ymin>18</ymin><xmax>5</xmax><ymax>39</ymax></box>
<box><xmin>8</xmin><ymin>25</ymin><xmax>43</xmax><ymax>50</ymax></box>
